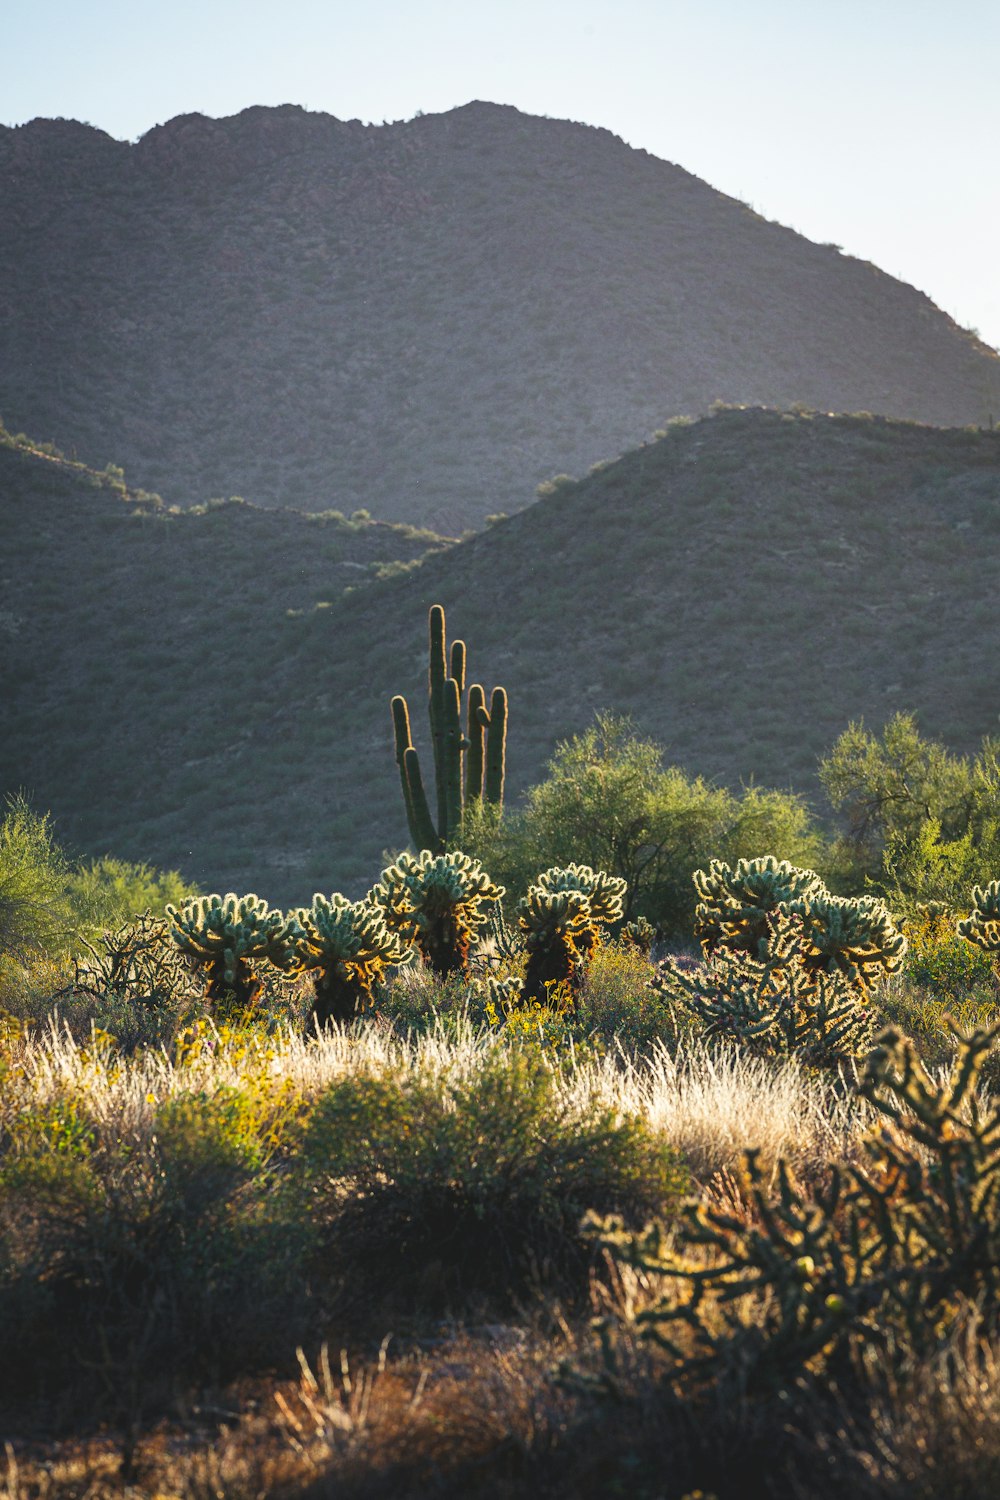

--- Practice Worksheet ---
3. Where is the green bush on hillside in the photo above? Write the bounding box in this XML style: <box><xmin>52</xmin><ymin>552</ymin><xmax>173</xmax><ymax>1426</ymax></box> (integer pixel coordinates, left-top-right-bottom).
<box><xmin>820</xmin><ymin>713</ymin><xmax>1000</xmax><ymax>904</ymax></box>
<box><xmin>465</xmin><ymin>715</ymin><xmax>822</xmax><ymax>937</ymax></box>
<box><xmin>0</xmin><ymin>796</ymin><xmax>73</xmax><ymax>966</ymax></box>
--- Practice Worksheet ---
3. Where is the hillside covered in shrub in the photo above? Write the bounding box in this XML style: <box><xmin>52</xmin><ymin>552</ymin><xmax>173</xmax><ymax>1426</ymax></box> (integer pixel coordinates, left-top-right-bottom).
<box><xmin>1</xmin><ymin>101</ymin><xmax>997</xmax><ymax>530</ymax></box>
<box><xmin>2</xmin><ymin>405</ymin><xmax>998</xmax><ymax>902</ymax></box>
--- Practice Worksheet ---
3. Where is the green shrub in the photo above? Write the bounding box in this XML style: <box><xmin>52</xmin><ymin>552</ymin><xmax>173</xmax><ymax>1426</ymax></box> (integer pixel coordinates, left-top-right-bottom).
<box><xmin>820</xmin><ymin>714</ymin><xmax>1000</xmax><ymax>898</ymax></box>
<box><xmin>0</xmin><ymin>1078</ymin><xmax>313</xmax><ymax>1416</ymax></box>
<box><xmin>0</xmin><ymin>795</ymin><xmax>72</xmax><ymax>966</ymax></box>
<box><xmin>471</xmin><ymin>716</ymin><xmax>823</xmax><ymax>936</ymax></box>
<box><xmin>300</xmin><ymin>1048</ymin><xmax>688</xmax><ymax>1308</ymax></box>
<box><xmin>66</xmin><ymin>855</ymin><xmax>197</xmax><ymax>934</ymax></box>
<box><xmin>904</xmin><ymin>908</ymin><xmax>996</xmax><ymax>1001</ymax></box>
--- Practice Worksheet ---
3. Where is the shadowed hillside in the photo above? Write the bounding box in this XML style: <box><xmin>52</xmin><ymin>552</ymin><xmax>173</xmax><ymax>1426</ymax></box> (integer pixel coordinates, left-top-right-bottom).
<box><xmin>1</xmin><ymin>102</ymin><xmax>998</xmax><ymax>531</ymax></box>
<box><xmin>2</xmin><ymin>407</ymin><xmax>998</xmax><ymax>901</ymax></box>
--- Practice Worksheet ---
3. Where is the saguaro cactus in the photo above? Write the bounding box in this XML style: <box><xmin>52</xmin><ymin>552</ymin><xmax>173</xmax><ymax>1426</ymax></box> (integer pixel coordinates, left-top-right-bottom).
<box><xmin>391</xmin><ymin>604</ymin><xmax>507</xmax><ymax>852</ymax></box>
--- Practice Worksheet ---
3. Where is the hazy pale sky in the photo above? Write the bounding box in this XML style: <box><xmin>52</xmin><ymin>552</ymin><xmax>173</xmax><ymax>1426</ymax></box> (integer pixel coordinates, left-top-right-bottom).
<box><xmin>5</xmin><ymin>0</ymin><xmax>999</xmax><ymax>350</ymax></box>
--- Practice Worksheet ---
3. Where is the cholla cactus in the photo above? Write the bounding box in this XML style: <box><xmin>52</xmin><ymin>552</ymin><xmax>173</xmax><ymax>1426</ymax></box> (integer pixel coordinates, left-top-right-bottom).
<box><xmin>620</xmin><ymin>915</ymin><xmax>656</xmax><ymax>955</ymax></box>
<box><xmin>74</xmin><ymin>912</ymin><xmax>196</xmax><ymax>1011</ymax></box>
<box><xmin>165</xmin><ymin>892</ymin><xmax>299</xmax><ymax>1012</ymax></box>
<box><xmin>589</xmin><ymin>1019</ymin><xmax>1000</xmax><ymax>1392</ymax></box>
<box><xmin>370</xmin><ymin>849</ymin><xmax>504</xmax><ymax>978</ymax></box>
<box><xmin>787</xmin><ymin>890</ymin><xmax>906</xmax><ymax>994</ymax></box>
<box><xmin>654</xmin><ymin>914</ymin><xmax>874</xmax><ymax>1062</ymax></box>
<box><xmin>517</xmin><ymin>864</ymin><xmax>626</xmax><ymax>1012</ymax></box>
<box><xmin>693</xmin><ymin>855</ymin><xmax>824</xmax><ymax>958</ymax></box>
<box><xmin>292</xmin><ymin>893</ymin><xmax>411</xmax><ymax>1026</ymax></box>
<box><xmin>957</xmin><ymin>880</ymin><xmax>1000</xmax><ymax>959</ymax></box>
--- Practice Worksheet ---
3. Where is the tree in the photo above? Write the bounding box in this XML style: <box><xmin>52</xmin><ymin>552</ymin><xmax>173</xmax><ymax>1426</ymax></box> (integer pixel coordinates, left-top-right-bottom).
<box><xmin>472</xmin><ymin>715</ymin><xmax>822</xmax><ymax>936</ymax></box>
<box><xmin>820</xmin><ymin>713</ymin><xmax>1000</xmax><ymax>906</ymax></box>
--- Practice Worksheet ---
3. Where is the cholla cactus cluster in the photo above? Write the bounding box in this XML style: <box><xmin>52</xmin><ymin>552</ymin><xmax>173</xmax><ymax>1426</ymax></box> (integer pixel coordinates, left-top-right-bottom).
<box><xmin>291</xmin><ymin>893</ymin><xmax>409</xmax><ymax>1025</ymax></box>
<box><xmin>693</xmin><ymin>855</ymin><xmax>905</xmax><ymax>997</ymax></box>
<box><xmin>590</xmin><ymin>1019</ymin><xmax>1000</xmax><ymax>1392</ymax></box>
<box><xmin>787</xmin><ymin>888</ymin><xmax>906</xmax><ymax>993</ymax></box>
<box><xmin>165</xmin><ymin>892</ymin><xmax>300</xmax><ymax>1011</ymax></box>
<box><xmin>693</xmin><ymin>855</ymin><xmax>824</xmax><ymax>958</ymax></box>
<box><xmin>957</xmin><ymin>879</ymin><xmax>1000</xmax><ymax>958</ymax></box>
<box><xmin>655</xmin><ymin>914</ymin><xmax>874</xmax><ymax>1062</ymax></box>
<box><xmin>371</xmin><ymin>848</ymin><xmax>504</xmax><ymax>978</ymax></box>
<box><xmin>517</xmin><ymin>863</ymin><xmax>626</xmax><ymax>1012</ymax></box>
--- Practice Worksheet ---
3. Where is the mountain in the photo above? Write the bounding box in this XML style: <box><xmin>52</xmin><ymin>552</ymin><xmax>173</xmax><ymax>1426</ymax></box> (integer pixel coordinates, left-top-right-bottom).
<box><xmin>1</xmin><ymin>103</ymin><xmax>998</xmax><ymax>533</ymax></box>
<box><xmin>3</xmin><ymin>407</ymin><xmax>998</xmax><ymax>901</ymax></box>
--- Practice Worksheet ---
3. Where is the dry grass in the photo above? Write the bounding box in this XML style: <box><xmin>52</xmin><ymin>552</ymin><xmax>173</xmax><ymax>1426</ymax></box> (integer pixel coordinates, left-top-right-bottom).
<box><xmin>2</xmin><ymin>1017</ymin><xmax>861</xmax><ymax>1187</ymax></box>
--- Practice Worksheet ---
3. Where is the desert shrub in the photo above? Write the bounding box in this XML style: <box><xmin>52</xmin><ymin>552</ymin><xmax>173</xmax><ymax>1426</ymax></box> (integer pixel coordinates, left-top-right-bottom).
<box><xmin>66</xmin><ymin>855</ymin><xmax>197</xmax><ymax>934</ymax></box>
<box><xmin>576</xmin><ymin>940</ymin><xmax>681</xmax><ymax>1052</ymax></box>
<box><xmin>471</xmin><ymin>715</ymin><xmax>823</xmax><ymax>936</ymax></box>
<box><xmin>820</xmin><ymin>714</ymin><xmax>1000</xmax><ymax>898</ymax></box>
<box><xmin>0</xmin><ymin>1073</ymin><xmax>314</xmax><ymax>1417</ymax></box>
<box><xmin>0</xmin><ymin>795</ymin><xmax>73</xmax><ymax>966</ymax></box>
<box><xmin>904</xmin><ymin>907</ymin><xmax>997</xmax><ymax>1001</ymax></box>
<box><xmin>299</xmin><ymin>1048</ymin><xmax>688</xmax><ymax>1310</ymax></box>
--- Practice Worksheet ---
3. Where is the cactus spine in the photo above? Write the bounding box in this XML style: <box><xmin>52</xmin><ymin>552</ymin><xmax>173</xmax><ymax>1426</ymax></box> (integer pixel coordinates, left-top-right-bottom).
<box><xmin>392</xmin><ymin>604</ymin><xmax>507</xmax><ymax>852</ymax></box>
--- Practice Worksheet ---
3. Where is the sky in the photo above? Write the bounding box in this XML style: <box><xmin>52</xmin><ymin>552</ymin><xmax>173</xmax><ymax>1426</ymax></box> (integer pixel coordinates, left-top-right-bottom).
<box><xmin>4</xmin><ymin>0</ymin><xmax>999</xmax><ymax>351</ymax></box>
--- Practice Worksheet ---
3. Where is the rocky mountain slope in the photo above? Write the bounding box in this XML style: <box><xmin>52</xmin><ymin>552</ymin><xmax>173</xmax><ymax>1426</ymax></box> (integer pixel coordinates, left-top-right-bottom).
<box><xmin>1</xmin><ymin>103</ymin><xmax>997</xmax><ymax>532</ymax></box>
<box><xmin>3</xmin><ymin>407</ymin><xmax>998</xmax><ymax>901</ymax></box>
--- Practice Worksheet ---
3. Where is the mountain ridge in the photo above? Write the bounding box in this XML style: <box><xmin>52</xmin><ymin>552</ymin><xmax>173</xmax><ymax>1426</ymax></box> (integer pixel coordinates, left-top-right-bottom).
<box><xmin>1</xmin><ymin>102</ymin><xmax>996</xmax><ymax>531</ymax></box>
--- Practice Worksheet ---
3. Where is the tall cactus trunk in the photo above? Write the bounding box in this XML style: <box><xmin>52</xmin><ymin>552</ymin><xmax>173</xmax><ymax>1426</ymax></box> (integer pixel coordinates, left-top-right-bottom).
<box><xmin>390</xmin><ymin>605</ymin><xmax>508</xmax><ymax>852</ymax></box>
<box><xmin>522</xmin><ymin>941</ymin><xmax>581</xmax><ymax>1014</ymax></box>
<box><xmin>311</xmin><ymin>968</ymin><xmax>372</xmax><ymax>1028</ymax></box>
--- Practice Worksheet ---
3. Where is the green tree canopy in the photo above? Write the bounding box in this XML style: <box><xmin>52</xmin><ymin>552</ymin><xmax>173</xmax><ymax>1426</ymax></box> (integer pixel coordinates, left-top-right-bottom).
<box><xmin>472</xmin><ymin>715</ymin><xmax>822</xmax><ymax>936</ymax></box>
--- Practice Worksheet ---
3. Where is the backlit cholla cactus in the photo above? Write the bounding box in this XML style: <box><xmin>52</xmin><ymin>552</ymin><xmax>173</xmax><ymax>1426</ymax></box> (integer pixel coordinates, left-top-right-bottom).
<box><xmin>787</xmin><ymin>889</ymin><xmax>906</xmax><ymax>994</ymax></box>
<box><xmin>165</xmin><ymin>893</ymin><xmax>299</xmax><ymax>1012</ymax></box>
<box><xmin>957</xmin><ymin>880</ymin><xmax>1000</xmax><ymax>966</ymax></box>
<box><xmin>517</xmin><ymin>863</ymin><xmax>626</xmax><ymax>1012</ymax></box>
<box><xmin>692</xmin><ymin>855</ymin><xmax>905</xmax><ymax>998</ymax></box>
<box><xmin>370</xmin><ymin>849</ymin><xmax>504</xmax><ymax>978</ymax></box>
<box><xmin>654</xmin><ymin>914</ymin><xmax>874</xmax><ymax>1062</ymax></box>
<box><xmin>588</xmin><ymin>1019</ymin><xmax>1000</xmax><ymax>1392</ymax></box>
<box><xmin>292</xmin><ymin>893</ymin><xmax>411</xmax><ymax>1026</ymax></box>
<box><xmin>693</xmin><ymin>855</ymin><xmax>824</xmax><ymax>958</ymax></box>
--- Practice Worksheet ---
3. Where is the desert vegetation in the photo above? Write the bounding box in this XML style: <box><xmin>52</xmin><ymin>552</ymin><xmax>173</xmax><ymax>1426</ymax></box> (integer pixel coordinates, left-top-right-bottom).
<box><xmin>4</xmin><ymin>653</ymin><xmax>1000</xmax><ymax>1496</ymax></box>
